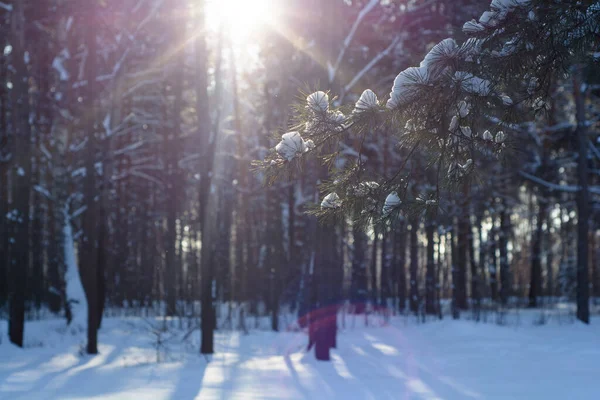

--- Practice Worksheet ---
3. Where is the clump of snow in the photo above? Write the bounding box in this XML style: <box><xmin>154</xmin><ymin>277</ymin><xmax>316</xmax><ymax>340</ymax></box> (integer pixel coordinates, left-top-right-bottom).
<box><xmin>307</xmin><ymin>91</ymin><xmax>329</xmax><ymax>113</ymax></box>
<box><xmin>462</xmin><ymin>158</ymin><xmax>473</xmax><ymax>172</ymax></box>
<box><xmin>478</xmin><ymin>0</ymin><xmax>531</xmax><ymax>27</ymax></box>
<box><xmin>448</xmin><ymin>162</ymin><xmax>460</xmax><ymax>179</ymax></box>
<box><xmin>275</xmin><ymin>132</ymin><xmax>312</xmax><ymax>161</ymax></box>
<box><xmin>329</xmin><ymin>110</ymin><xmax>346</xmax><ymax>125</ymax></box>
<box><xmin>482</xmin><ymin>130</ymin><xmax>494</xmax><ymax>141</ymax></box>
<box><xmin>460</xmin><ymin>126</ymin><xmax>472</xmax><ymax>138</ymax></box>
<box><xmin>321</xmin><ymin>193</ymin><xmax>342</xmax><ymax>209</ymax></box>
<box><xmin>353</xmin><ymin>89</ymin><xmax>378</xmax><ymax>114</ymax></box>
<box><xmin>500</xmin><ymin>94</ymin><xmax>513</xmax><ymax>105</ymax></box>
<box><xmin>351</xmin><ymin>181</ymin><xmax>379</xmax><ymax>197</ymax></box>
<box><xmin>454</xmin><ymin>71</ymin><xmax>492</xmax><ymax>96</ymax></box>
<box><xmin>348</xmin><ymin>181</ymin><xmax>379</xmax><ymax>197</ymax></box>
<box><xmin>495</xmin><ymin>131</ymin><xmax>506</xmax><ymax>143</ymax></box>
<box><xmin>387</xmin><ymin>67</ymin><xmax>429</xmax><ymax>109</ymax></box>
<box><xmin>304</xmin><ymin>139</ymin><xmax>315</xmax><ymax>151</ymax></box>
<box><xmin>479</xmin><ymin>11</ymin><xmax>501</xmax><ymax>27</ymax></box>
<box><xmin>52</xmin><ymin>49</ymin><xmax>70</xmax><ymax>81</ymax></box>
<box><xmin>386</xmin><ymin>96</ymin><xmax>399</xmax><ymax>110</ymax></box>
<box><xmin>458</xmin><ymin>101</ymin><xmax>471</xmax><ymax>117</ymax></box>
<box><xmin>420</xmin><ymin>38</ymin><xmax>459</xmax><ymax>77</ymax></box>
<box><xmin>382</xmin><ymin>192</ymin><xmax>401</xmax><ymax>215</ymax></box>
<box><xmin>449</xmin><ymin>116</ymin><xmax>459</xmax><ymax>132</ymax></box>
<box><xmin>463</xmin><ymin>20</ymin><xmax>485</xmax><ymax>34</ymax></box>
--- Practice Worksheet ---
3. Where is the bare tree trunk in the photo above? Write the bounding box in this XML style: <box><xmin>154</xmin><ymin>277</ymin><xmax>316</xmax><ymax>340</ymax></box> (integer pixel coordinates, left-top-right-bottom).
<box><xmin>8</xmin><ymin>0</ymin><xmax>31</xmax><ymax>347</ymax></box>
<box><xmin>425</xmin><ymin>222</ymin><xmax>436</xmax><ymax>315</ymax></box>
<box><xmin>499</xmin><ymin>202</ymin><xmax>510</xmax><ymax>306</ymax></box>
<box><xmin>409</xmin><ymin>216</ymin><xmax>419</xmax><ymax>315</ymax></box>
<box><xmin>529</xmin><ymin>193</ymin><xmax>546</xmax><ymax>307</ymax></box>
<box><xmin>456</xmin><ymin>185</ymin><xmax>469</xmax><ymax>310</ymax></box>
<box><xmin>370</xmin><ymin>226</ymin><xmax>379</xmax><ymax>307</ymax></box>
<box><xmin>450</xmin><ymin>227</ymin><xmax>459</xmax><ymax>319</ymax></box>
<box><xmin>489</xmin><ymin>217</ymin><xmax>499</xmax><ymax>302</ymax></box>
<box><xmin>393</xmin><ymin>220</ymin><xmax>407</xmax><ymax>312</ymax></box>
<box><xmin>477</xmin><ymin>215</ymin><xmax>487</xmax><ymax>299</ymax></box>
<box><xmin>81</xmin><ymin>5</ymin><xmax>99</xmax><ymax>354</ymax></box>
<box><xmin>572</xmin><ymin>66</ymin><xmax>590</xmax><ymax>324</ymax></box>
<box><xmin>0</xmin><ymin>31</ymin><xmax>9</xmax><ymax>311</ymax></box>
<box><xmin>200</xmin><ymin>20</ymin><xmax>224</xmax><ymax>356</ymax></box>
<box><xmin>466</xmin><ymin>216</ymin><xmax>479</xmax><ymax>321</ymax></box>
<box><xmin>351</xmin><ymin>216</ymin><xmax>368</xmax><ymax>313</ymax></box>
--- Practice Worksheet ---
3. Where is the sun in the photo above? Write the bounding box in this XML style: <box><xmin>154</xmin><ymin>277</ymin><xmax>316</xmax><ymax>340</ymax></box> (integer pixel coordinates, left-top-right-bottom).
<box><xmin>206</xmin><ymin>0</ymin><xmax>276</xmax><ymax>43</ymax></box>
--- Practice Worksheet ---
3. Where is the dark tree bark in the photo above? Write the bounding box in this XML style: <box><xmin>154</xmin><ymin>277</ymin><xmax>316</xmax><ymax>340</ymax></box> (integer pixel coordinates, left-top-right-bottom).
<box><xmin>468</xmin><ymin>215</ymin><xmax>479</xmax><ymax>319</ymax></box>
<box><xmin>351</xmin><ymin>216</ymin><xmax>368</xmax><ymax>313</ymax></box>
<box><xmin>81</xmin><ymin>4</ymin><xmax>100</xmax><ymax>354</ymax></box>
<box><xmin>8</xmin><ymin>0</ymin><xmax>31</xmax><ymax>347</ymax></box>
<box><xmin>456</xmin><ymin>186</ymin><xmax>469</xmax><ymax>310</ymax></box>
<box><xmin>476</xmin><ymin>215</ymin><xmax>487</xmax><ymax>299</ymax></box>
<box><xmin>409</xmin><ymin>216</ymin><xmax>419</xmax><ymax>315</ymax></box>
<box><xmin>370</xmin><ymin>227</ymin><xmax>379</xmax><ymax>306</ymax></box>
<box><xmin>573</xmin><ymin>66</ymin><xmax>590</xmax><ymax>324</ymax></box>
<box><xmin>425</xmin><ymin>221</ymin><xmax>436</xmax><ymax>315</ymax></box>
<box><xmin>450</xmin><ymin>227</ymin><xmax>459</xmax><ymax>319</ymax></box>
<box><xmin>393</xmin><ymin>220</ymin><xmax>407</xmax><ymax>312</ymax></box>
<box><xmin>164</xmin><ymin>0</ymin><xmax>186</xmax><ymax>316</ymax></box>
<box><xmin>380</xmin><ymin>227</ymin><xmax>392</xmax><ymax>314</ymax></box>
<box><xmin>528</xmin><ymin>194</ymin><xmax>546</xmax><ymax>307</ymax></box>
<box><xmin>0</xmin><ymin>23</ymin><xmax>8</xmax><ymax>311</ymax></box>
<box><xmin>489</xmin><ymin>218</ymin><xmax>498</xmax><ymax>302</ymax></box>
<box><xmin>499</xmin><ymin>202</ymin><xmax>510</xmax><ymax>306</ymax></box>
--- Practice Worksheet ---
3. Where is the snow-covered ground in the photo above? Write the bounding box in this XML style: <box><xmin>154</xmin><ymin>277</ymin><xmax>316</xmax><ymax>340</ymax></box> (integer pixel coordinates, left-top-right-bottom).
<box><xmin>1</xmin><ymin>312</ymin><xmax>599</xmax><ymax>400</ymax></box>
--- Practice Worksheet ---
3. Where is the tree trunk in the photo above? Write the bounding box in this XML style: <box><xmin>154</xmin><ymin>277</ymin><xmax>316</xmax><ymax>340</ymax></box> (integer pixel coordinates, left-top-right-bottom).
<box><xmin>370</xmin><ymin>226</ymin><xmax>379</xmax><ymax>307</ymax></box>
<box><xmin>572</xmin><ymin>66</ymin><xmax>590</xmax><ymax>324</ymax></box>
<box><xmin>477</xmin><ymin>215</ymin><xmax>487</xmax><ymax>300</ymax></box>
<box><xmin>425</xmin><ymin>222</ymin><xmax>436</xmax><ymax>315</ymax></box>
<box><xmin>456</xmin><ymin>186</ymin><xmax>469</xmax><ymax>310</ymax></box>
<box><xmin>528</xmin><ymin>194</ymin><xmax>546</xmax><ymax>307</ymax></box>
<box><xmin>81</xmin><ymin>4</ymin><xmax>100</xmax><ymax>354</ymax></box>
<box><xmin>409</xmin><ymin>217</ymin><xmax>419</xmax><ymax>315</ymax></box>
<box><xmin>450</xmin><ymin>227</ymin><xmax>459</xmax><ymax>319</ymax></box>
<box><xmin>468</xmin><ymin>215</ymin><xmax>479</xmax><ymax>319</ymax></box>
<box><xmin>351</xmin><ymin>217</ymin><xmax>368</xmax><ymax>313</ymax></box>
<box><xmin>499</xmin><ymin>203</ymin><xmax>510</xmax><ymax>306</ymax></box>
<box><xmin>8</xmin><ymin>0</ymin><xmax>31</xmax><ymax>347</ymax></box>
<box><xmin>393</xmin><ymin>220</ymin><xmax>407</xmax><ymax>312</ymax></box>
<box><xmin>489</xmin><ymin>218</ymin><xmax>498</xmax><ymax>302</ymax></box>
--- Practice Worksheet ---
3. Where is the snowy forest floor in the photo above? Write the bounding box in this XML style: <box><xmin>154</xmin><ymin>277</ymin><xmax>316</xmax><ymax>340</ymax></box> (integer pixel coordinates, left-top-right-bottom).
<box><xmin>1</xmin><ymin>310</ymin><xmax>599</xmax><ymax>400</ymax></box>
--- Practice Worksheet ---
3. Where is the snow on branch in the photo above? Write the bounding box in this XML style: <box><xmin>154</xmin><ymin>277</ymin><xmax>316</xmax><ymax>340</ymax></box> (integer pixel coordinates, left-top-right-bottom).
<box><xmin>353</xmin><ymin>89</ymin><xmax>379</xmax><ymax>114</ymax></box>
<box><xmin>387</xmin><ymin>66</ymin><xmax>429</xmax><ymax>109</ymax></box>
<box><xmin>321</xmin><ymin>193</ymin><xmax>342</xmax><ymax>209</ymax></box>
<box><xmin>33</xmin><ymin>185</ymin><xmax>52</xmax><ymax>200</ymax></box>
<box><xmin>588</xmin><ymin>139</ymin><xmax>600</xmax><ymax>162</ymax></box>
<box><xmin>328</xmin><ymin>0</ymin><xmax>379</xmax><ymax>84</ymax></box>
<box><xmin>129</xmin><ymin>170</ymin><xmax>164</xmax><ymax>186</ymax></box>
<box><xmin>113</xmin><ymin>141</ymin><xmax>143</xmax><ymax>156</ymax></box>
<box><xmin>0</xmin><ymin>2</ymin><xmax>12</xmax><ymax>11</ymax></box>
<box><xmin>69</xmin><ymin>205</ymin><xmax>87</xmax><ymax>220</ymax></box>
<box><xmin>275</xmin><ymin>132</ymin><xmax>314</xmax><ymax>161</ymax></box>
<box><xmin>344</xmin><ymin>35</ymin><xmax>401</xmax><ymax>95</ymax></box>
<box><xmin>382</xmin><ymin>192</ymin><xmax>401</xmax><ymax>216</ymax></box>
<box><xmin>307</xmin><ymin>91</ymin><xmax>329</xmax><ymax>113</ymax></box>
<box><xmin>520</xmin><ymin>171</ymin><xmax>600</xmax><ymax>195</ymax></box>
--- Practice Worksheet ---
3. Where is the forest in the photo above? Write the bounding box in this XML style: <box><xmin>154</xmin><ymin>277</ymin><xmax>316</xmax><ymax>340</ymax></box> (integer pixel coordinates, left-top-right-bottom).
<box><xmin>1</xmin><ymin>0</ymin><xmax>599</xmax><ymax>399</ymax></box>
